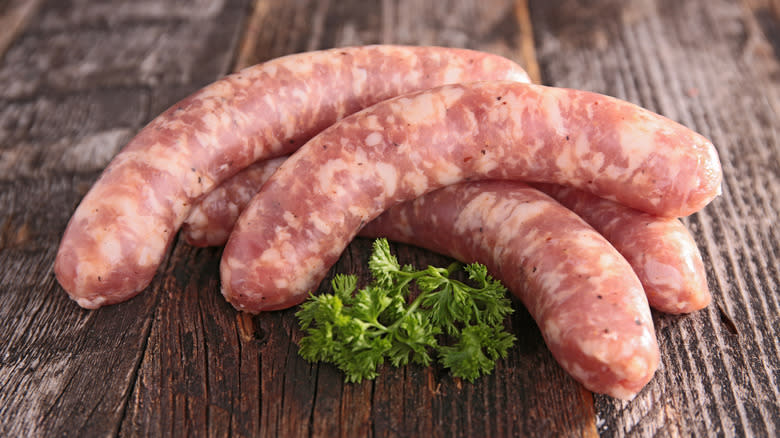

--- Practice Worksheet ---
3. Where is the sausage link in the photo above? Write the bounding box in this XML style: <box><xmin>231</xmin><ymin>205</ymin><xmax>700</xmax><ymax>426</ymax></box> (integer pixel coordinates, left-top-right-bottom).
<box><xmin>187</xmin><ymin>154</ymin><xmax>710</xmax><ymax>314</ymax></box>
<box><xmin>534</xmin><ymin>184</ymin><xmax>711</xmax><ymax>314</ymax></box>
<box><xmin>185</xmin><ymin>157</ymin><xmax>710</xmax><ymax>314</ymax></box>
<box><xmin>182</xmin><ymin>157</ymin><xmax>286</xmax><ymax>247</ymax></box>
<box><xmin>220</xmin><ymin>81</ymin><xmax>722</xmax><ymax>313</ymax></box>
<box><xmin>55</xmin><ymin>45</ymin><xmax>530</xmax><ymax>308</ymax></box>
<box><xmin>358</xmin><ymin>181</ymin><xmax>659</xmax><ymax>399</ymax></box>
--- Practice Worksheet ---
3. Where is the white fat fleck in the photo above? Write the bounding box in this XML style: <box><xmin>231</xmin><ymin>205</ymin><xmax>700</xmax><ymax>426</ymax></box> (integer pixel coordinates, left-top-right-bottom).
<box><xmin>363</xmin><ymin>115</ymin><xmax>384</xmax><ymax>131</ymax></box>
<box><xmin>136</xmin><ymin>238</ymin><xmax>163</xmax><ymax>268</ymax></box>
<box><xmin>567</xmin><ymin>362</ymin><xmax>592</xmax><ymax>388</ymax></box>
<box><xmin>348</xmin><ymin>205</ymin><xmax>370</xmax><ymax>219</ymax></box>
<box><xmin>521</xmin><ymin>137</ymin><xmax>547</xmax><ymax>166</ymax></box>
<box><xmin>433</xmin><ymin>160</ymin><xmax>463</xmax><ymax>185</ymax></box>
<box><xmin>507</xmin><ymin>69</ymin><xmax>531</xmax><ymax>84</ymax></box>
<box><xmin>643</xmin><ymin>258</ymin><xmax>683</xmax><ymax>289</ymax></box>
<box><xmin>374</xmin><ymin>162</ymin><xmax>398</xmax><ymax>198</ymax></box>
<box><xmin>309</xmin><ymin>211</ymin><xmax>332</xmax><ymax>235</ymax></box>
<box><xmin>544</xmin><ymin>320</ymin><xmax>562</xmax><ymax>345</ymax></box>
<box><xmin>443</xmin><ymin>66</ymin><xmax>464</xmax><ymax>84</ymax></box>
<box><xmin>397</xmin><ymin>86</ymin><xmax>464</xmax><ymax>126</ymax></box>
<box><xmin>185</xmin><ymin>206</ymin><xmax>208</xmax><ymax>228</ymax></box>
<box><xmin>365</xmin><ymin>132</ymin><xmax>383</xmax><ymax>146</ymax></box>
<box><xmin>352</xmin><ymin>67</ymin><xmax>368</xmax><ymax>93</ymax></box>
<box><xmin>282</xmin><ymin>211</ymin><xmax>302</xmax><ymax>230</ymax></box>
<box><xmin>292</xmin><ymin>87</ymin><xmax>309</xmax><ymax>104</ymax></box>
<box><xmin>474</xmin><ymin>156</ymin><xmax>500</xmax><ymax>174</ymax></box>
<box><xmin>401</xmin><ymin>172</ymin><xmax>429</xmax><ymax>197</ymax></box>
<box><xmin>497</xmin><ymin>199</ymin><xmax>549</xmax><ymax>230</ymax></box>
<box><xmin>273</xmin><ymin>277</ymin><xmax>289</xmax><ymax>289</ymax></box>
<box><xmin>617</xmin><ymin>123</ymin><xmax>656</xmax><ymax>173</ymax></box>
<box><xmin>439</xmin><ymin>85</ymin><xmax>466</xmax><ymax>106</ymax></box>
<box><xmin>536</xmin><ymin>270</ymin><xmax>571</xmax><ymax>306</ymax></box>
<box><xmin>202</xmin><ymin>112</ymin><xmax>224</xmax><ymax>133</ymax></box>
<box><xmin>679</xmin><ymin>238</ymin><xmax>700</xmax><ymax>275</ymax></box>
<box><xmin>598</xmin><ymin>250</ymin><xmax>620</xmax><ymax>271</ymax></box>
<box><xmin>353</xmin><ymin>147</ymin><xmax>369</xmax><ymax>164</ymax></box>
<box><xmin>578</xmin><ymin>335</ymin><xmax>611</xmax><ymax>367</ymax></box>
<box><xmin>262</xmin><ymin>94</ymin><xmax>277</xmax><ymax>110</ymax></box>
<box><xmin>259</xmin><ymin>247</ymin><xmax>282</xmax><ymax>264</ymax></box>
<box><xmin>264</xmin><ymin>251</ymin><xmax>327</xmax><ymax>300</ymax></box>
<box><xmin>111</xmin><ymin>190</ymin><xmax>145</xmax><ymax>220</ymax></box>
<box><xmin>633</xmin><ymin>286</ymin><xmax>653</xmax><ymax>320</ymax></box>
<box><xmin>454</xmin><ymin>193</ymin><xmax>499</xmax><ymax>235</ymax></box>
<box><xmin>131</xmin><ymin>144</ymin><xmax>196</xmax><ymax>199</ymax></box>
<box><xmin>638</xmin><ymin>327</ymin><xmax>657</xmax><ymax>350</ymax></box>
<box><xmin>555</xmin><ymin>148</ymin><xmax>578</xmax><ymax>180</ymax></box>
<box><xmin>397</xmin><ymin>94</ymin><xmax>438</xmax><ymax>125</ymax></box>
<box><xmin>574</xmin><ymin>134</ymin><xmax>606</xmax><ymax>172</ymax></box>
<box><xmin>315</xmin><ymin>159</ymin><xmax>351</xmax><ymax>194</ymax></box>
<box><xmin>76</xmin><ymin>296</ymin><xmax>106</xmax><ymax>309</ymax></box>
<box><xmin>542</xmin><ymin>91</ymin><xmax>568</xmax><ymax>137</ymax></box>
<box><xmin>401</xmin><ymin>68</ymin><xmax>422</xmax><ymax>85</ymax></box>
<box><xmin>281</xmin><ymin>58</ymin><xmax>314</xmax><ymax>76</ymax></box>
<box><xmin>98</xmin><ymin>234</ymin><xmax>122</xmax><ymax>266</ymax></box>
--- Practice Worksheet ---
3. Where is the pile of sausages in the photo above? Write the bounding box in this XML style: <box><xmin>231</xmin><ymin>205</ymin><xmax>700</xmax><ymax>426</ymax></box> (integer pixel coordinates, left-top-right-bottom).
<box><xmin>54</xmin><ymin>46</ymin><xmax>722</xmax><ymax>400</ymax></box>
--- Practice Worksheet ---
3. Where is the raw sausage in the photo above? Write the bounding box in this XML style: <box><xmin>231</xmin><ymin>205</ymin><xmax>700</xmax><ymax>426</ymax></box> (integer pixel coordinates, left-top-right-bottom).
<box><xmin>55</xmin><ymin>45</ymin><xmax>531</xmax><ymax>308</ymax></box>
<box><xmin>358</xmin><ymin>181</ymin><xmax>659</xmax><ymax>399</ymax></box>
<box><xmin>183</xmin><ymin>158</ymin><xmax>710</xmax><ymax>314</ymax></box>
<box><xmin>220</xmin><ymin>81</ymin><xmax>722</xmax><ymax>313</ymax></box>
<box><xmin>182</xmin><ymin>157</ymin><xmax>286</xmax><ymax>247</ymax></box>
<box><xmin>185</xmin><ymin>156</ymin><xmax>709</xmax><ymax>313</ymax></box>
<box><xmin>534</xmin><ymin>183</ymin><xmax>711</xmax><ymax>314</ymax></box>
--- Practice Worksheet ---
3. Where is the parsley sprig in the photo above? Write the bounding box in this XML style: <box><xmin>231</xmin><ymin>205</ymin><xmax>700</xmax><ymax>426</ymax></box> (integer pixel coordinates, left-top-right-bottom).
<box><xmin>296</xmin><ymin>238</ymin><xmax>516</xmax><ymax>383</ymax></box>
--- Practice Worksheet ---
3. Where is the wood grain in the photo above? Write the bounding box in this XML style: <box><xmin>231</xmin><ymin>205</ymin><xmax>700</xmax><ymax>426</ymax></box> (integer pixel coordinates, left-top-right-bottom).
<box><xmin>0</xmin><ymin>1</ymin><xmax>251</xmax><ymax>436</ymax></box>
<box><xmin>530</xmin><ymin>0</ymin><xmax>779</xmax><ymax>436</ymax></box>
<box><xmin>0</xmin><ymin>0</ymin><xmax>43</xmax><ymax>61</ymax></box>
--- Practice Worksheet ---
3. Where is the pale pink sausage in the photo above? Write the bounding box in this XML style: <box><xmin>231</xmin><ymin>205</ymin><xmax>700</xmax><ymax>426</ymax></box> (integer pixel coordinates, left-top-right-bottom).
<box><xmin>220</xmin><ymin>81</ymin><xmax>722</xmax><ymax>313</ymax></box>
<box><xmin>182</xmin><ymin>157</ymin><xmax>286</xmax><ymax>247</ymax></box>
<box><xmin>534</xmin><ymin>184</ymin><xmax>711</xmax><ymax>314</ymax></box>
<box><xmin>358</xmin><ymin>181</ymin><xmax>659</xmax><ymax>399</ymax></box>
<box><xmin>186</xmin><ymin>156</ymin><xmax>710</xmax><ymax>314</ymax></box>
<box><xmin>54</xmin><ymin>45</ymin><xmax>531</xmax><ymax>309</ymax></box>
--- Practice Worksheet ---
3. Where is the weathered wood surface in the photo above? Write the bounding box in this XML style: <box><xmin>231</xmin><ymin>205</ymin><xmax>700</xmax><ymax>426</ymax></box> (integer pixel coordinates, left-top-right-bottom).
<box><xmin>530</xmin><ymin>1</ymin><xmax>780</xmax><ymax>436</ymax></box>
<box><xmin>0</xmin><ymin>0</ymin><xmax>777</xmax><ymax>436</ymax></box>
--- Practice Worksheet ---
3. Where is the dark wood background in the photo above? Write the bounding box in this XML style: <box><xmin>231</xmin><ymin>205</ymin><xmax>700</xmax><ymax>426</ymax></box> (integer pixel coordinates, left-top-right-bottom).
<box><xmin>1</xmin><ymin>0</ymin><xmax>778</xmax><ymax>436</ymax></box>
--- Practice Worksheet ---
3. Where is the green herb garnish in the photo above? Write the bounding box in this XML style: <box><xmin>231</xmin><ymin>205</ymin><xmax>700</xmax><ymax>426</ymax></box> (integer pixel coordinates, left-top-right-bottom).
<box><xmin>296</xmin><ymin>238</ymin><xmax>515</xmax><ymax>383</ymax></box>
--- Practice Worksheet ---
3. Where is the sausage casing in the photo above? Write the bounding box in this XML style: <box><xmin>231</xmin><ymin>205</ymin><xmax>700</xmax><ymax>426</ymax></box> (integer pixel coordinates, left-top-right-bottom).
<box><xmin>359</xmin><ymin>181</ymin><xmax>659</xmax><ymax>399</ymax></box>
<box><xmin>55</xmin><ymin>46</ymin><xmax>530</xmax><ymax>308</ymax></box>
<box><xmin>535</xmin><ymin>183</ymin><xmax>711</xmax><ymax>313</ymax></box>
<box><xmin>220</xmin><ymin>81</ymin><xmax>722</xmax><ymax>313</ymax></box>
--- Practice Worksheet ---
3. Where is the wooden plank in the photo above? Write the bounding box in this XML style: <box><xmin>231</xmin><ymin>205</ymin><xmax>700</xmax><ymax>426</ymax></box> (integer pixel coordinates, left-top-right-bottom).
<box><xmin>0</xmin><ymin>0</ymin><xmax>252</xmax><ymax>436</ymax></box>
<box><xmin>0</xmin><ymin>0</ymin><xmax>43</xmax><ymax>61</ymax></box>
<box><xmin>529</xmin><ymin>0</ymin><xmax>780</xmax><ymax>436</ymax></box>
<box><xmin>3</xmin><ymin>0</ymin><xmax>777</xmax><ymax>437</ymax></box>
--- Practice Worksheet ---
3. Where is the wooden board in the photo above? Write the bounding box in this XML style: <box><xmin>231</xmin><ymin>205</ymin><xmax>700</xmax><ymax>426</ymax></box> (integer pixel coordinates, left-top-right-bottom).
<box><xmin>0</xmin><ymin>0</ymin><xmax>778</xmax><ymax>436</ymax></box>
<box><xmin>529</xmin><ymin>0</ymin><xmax>780</xmax><ymax>435</ymax></box>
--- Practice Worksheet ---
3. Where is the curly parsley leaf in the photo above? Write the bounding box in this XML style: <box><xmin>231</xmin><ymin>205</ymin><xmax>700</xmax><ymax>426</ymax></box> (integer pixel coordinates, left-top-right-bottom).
<box><xmin>295</xmin><ymin>238</ymin><xmax>516</xmax><ymax>383</ymax></box>
<box><xmin>439</xmin><ymin>324</ymin><xmax>516</xmax><ymax>382</ymax></box>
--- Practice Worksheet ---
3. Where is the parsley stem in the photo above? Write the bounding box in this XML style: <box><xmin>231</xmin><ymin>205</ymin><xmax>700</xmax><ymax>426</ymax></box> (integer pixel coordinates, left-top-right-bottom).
<box><xmin>386</xmin><ymin>289</ymin><xmax>426</xmax><ymax>333</ymax></box>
